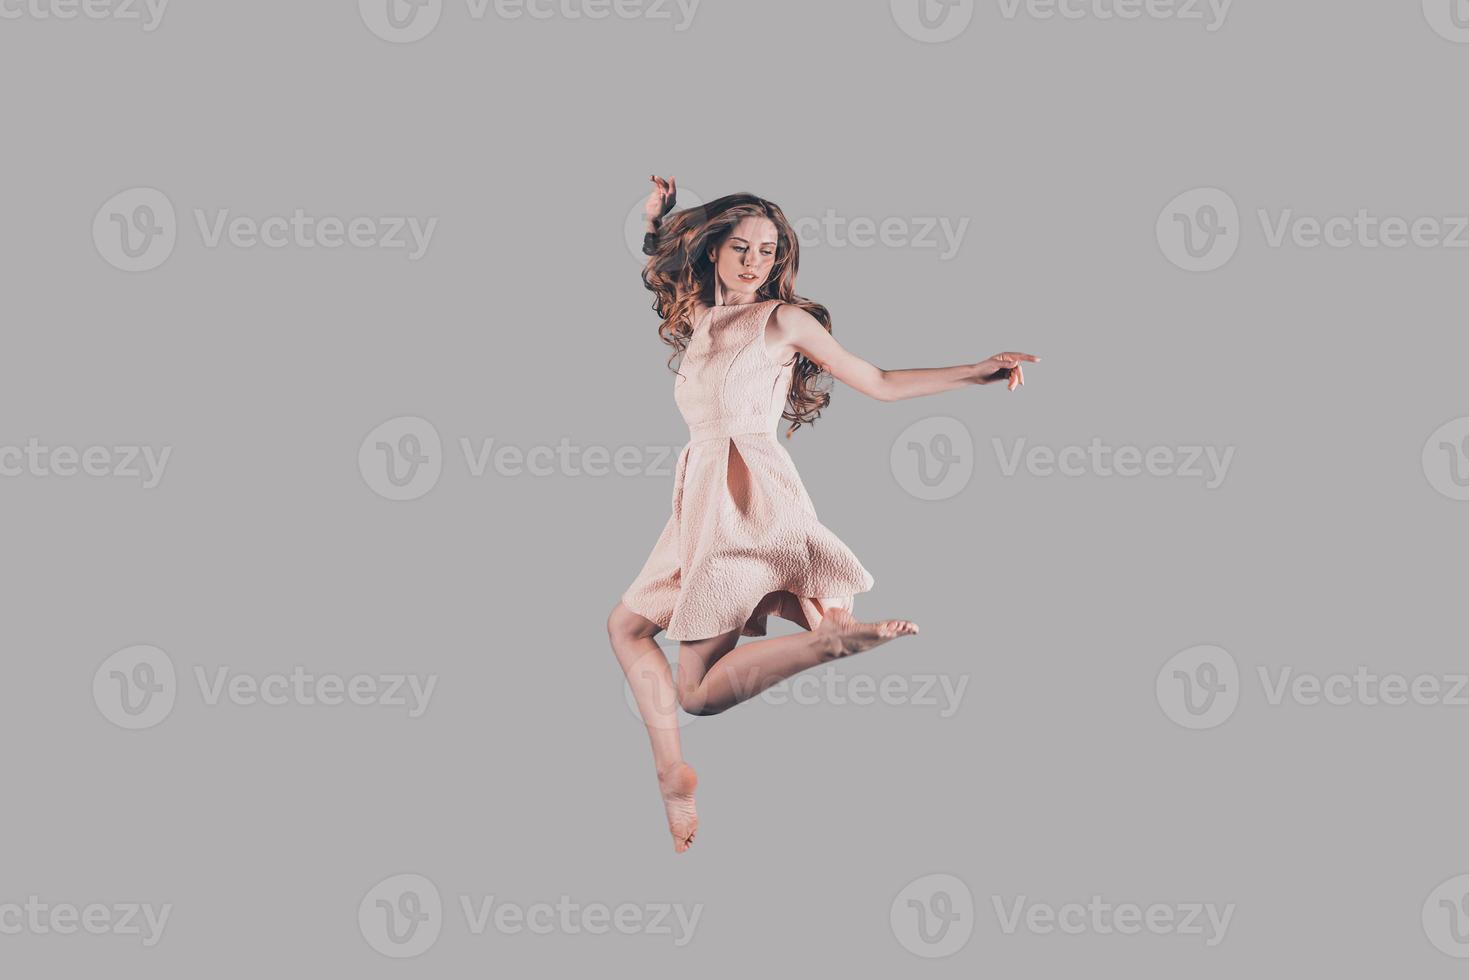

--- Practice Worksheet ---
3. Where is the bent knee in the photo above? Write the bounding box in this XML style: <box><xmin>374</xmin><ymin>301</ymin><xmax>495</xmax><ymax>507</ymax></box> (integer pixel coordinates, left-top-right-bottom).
<box><xmin>608</xmin><ymin>601</ymin><xmax>661</xmax><ymax>643</ymax></box>
<box><xmin>677</xmin><ymin>692</ymin><xmax>722</xmax><ymax>716</ymax></box>
<box><xmin>675</xmin><ymin>685</ymin><xmax>725</xmax><ymax>717</ymax></box>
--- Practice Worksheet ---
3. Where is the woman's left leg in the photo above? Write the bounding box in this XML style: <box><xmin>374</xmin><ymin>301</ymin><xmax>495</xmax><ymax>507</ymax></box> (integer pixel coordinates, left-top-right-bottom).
<box><xmin>676</xmin><ymin>608</ymin><xmax>918</xmax><ymax>716</ymax></box>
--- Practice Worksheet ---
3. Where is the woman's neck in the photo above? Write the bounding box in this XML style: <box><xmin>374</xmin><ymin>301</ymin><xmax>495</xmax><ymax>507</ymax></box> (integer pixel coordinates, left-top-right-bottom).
<box><xmin>712</xmin><ymin>292</ymin><xmax>761</xmax><ymax>307</ymax></box>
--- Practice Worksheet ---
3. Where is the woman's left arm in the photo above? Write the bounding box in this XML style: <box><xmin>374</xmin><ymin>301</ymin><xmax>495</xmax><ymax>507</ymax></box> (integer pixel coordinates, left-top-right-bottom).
<box><xmin>775</xmin><ymin>303</ymin><xmax>1039</xmax><ymax>401</ymax></box>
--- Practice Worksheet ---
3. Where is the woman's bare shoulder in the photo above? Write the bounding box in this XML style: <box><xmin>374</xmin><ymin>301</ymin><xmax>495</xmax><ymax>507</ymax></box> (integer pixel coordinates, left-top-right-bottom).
<box><xmin>771</xmin><ymin>300</ymin><xmax>820</xmax><ymax>333</ymax></box>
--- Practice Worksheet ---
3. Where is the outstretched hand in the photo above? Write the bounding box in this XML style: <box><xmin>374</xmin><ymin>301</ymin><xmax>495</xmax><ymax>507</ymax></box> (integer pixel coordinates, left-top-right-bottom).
<box><xmin>975</xmin><ymin>352</ymin><xmax>1041</xmax><ymax>391</ymax></box>
<box><xmin>645</xmin><ymin>174</ymin><xmax>677</xmax><ymax>227</ymax></box>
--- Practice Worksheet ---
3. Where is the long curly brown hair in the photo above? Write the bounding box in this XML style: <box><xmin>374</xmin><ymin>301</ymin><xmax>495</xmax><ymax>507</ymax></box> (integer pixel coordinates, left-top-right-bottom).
<box><xmin>641</xmin><ymin>192</ymin><xmax>836</xmax><ymax>439</ymax></box>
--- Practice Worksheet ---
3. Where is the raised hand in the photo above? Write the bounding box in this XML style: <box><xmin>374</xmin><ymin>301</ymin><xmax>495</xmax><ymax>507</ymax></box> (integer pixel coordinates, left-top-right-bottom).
<box><xmin>975</xmin><ymin>352</ymin><xmax>1041</xmax><ymax>391</ymax></box>
<box><xmin>644</xmin><ymin>174</ymin><xmax>677</xmax><ymax>230</ymax></box>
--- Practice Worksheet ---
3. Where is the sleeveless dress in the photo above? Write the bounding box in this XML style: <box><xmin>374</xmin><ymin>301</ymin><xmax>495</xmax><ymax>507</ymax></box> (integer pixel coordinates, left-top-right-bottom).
<box><xmin>621</xmin><ymin>298</ymin><xmax>875</xmax><ymax>642</ymax></box>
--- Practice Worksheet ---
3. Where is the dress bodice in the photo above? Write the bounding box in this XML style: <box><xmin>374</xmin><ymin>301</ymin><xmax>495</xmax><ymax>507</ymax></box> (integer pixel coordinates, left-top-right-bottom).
<box><xmin>674</xmin><ymin>298</ymin><xmax>793</xmax><ymax>443</ymax></box>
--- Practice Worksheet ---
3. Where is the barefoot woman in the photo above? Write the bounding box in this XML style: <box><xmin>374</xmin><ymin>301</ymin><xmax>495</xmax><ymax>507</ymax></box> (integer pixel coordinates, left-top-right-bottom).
<box><xmin>608</xmin><ymin>176</ymin><xmax>1039</xmax><ymax>852</ymax></box>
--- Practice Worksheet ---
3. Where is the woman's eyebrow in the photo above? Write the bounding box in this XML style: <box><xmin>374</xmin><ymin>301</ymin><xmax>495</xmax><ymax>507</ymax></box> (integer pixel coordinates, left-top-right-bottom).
<box><xmin>729</xmin><ymin>236</ymin><xmax>777</xmax><ymax>246</ymax></box>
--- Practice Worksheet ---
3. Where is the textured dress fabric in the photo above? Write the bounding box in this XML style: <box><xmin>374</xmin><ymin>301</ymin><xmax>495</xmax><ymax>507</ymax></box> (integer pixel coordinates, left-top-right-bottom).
<box><xmin>621</xmin><ymin>298</ymin><xmax>874</xmax><ymax>642</ymax></box>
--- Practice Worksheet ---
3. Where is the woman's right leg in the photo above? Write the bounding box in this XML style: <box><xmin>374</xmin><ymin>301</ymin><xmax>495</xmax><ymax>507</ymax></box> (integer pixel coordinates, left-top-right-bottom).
<box><xmin>607</xmin><ymin>600</ymin><xmax>699</xmax><ymax>852</ymax></box>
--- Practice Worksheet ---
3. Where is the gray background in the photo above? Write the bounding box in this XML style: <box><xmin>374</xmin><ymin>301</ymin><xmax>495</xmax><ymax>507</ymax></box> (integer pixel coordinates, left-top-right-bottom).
<box><xmin>3</xmin><ymin>0</ymin><xmax>1467</xmax><ymax>973</ymax></box>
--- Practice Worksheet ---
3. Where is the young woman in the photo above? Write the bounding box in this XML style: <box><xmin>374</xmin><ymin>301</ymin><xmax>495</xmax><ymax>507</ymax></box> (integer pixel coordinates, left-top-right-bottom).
<box><xmin>608</xmin><ymin>176</ymin><xmax>1039</xmax><ymax>852</ymax></box>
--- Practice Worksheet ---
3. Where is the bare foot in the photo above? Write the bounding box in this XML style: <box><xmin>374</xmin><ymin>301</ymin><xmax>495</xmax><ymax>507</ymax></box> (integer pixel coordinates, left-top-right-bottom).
<box><xmin>658</xmin><ymin>761</ymin><xmax>699</xmax><ymax>853</ymax></box>
<box><xmin>815</xmin><ymin>607</ymin><xmax>920</xmax><ymax>659</ymax></box>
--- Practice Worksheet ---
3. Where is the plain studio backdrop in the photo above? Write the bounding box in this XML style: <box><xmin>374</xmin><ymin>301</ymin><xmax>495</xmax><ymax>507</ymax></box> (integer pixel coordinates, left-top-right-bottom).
<box><xmin>2</xmin><ymin>1</ymin><xmax>1467</xmax><ymax>975</ymax></box>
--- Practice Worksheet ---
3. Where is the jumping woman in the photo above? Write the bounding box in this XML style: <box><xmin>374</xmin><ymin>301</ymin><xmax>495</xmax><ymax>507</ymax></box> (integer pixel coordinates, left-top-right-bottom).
<box><xmin>608</xmin><ymin>176</ymin><xmax>1039</xmax><ymax>852</ymax></box>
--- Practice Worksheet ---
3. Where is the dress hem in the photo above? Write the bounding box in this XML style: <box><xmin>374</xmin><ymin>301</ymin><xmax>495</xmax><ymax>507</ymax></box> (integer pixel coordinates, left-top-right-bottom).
<box><xmin>624</xmin><ymin>577</ymin><xmax>875</xmax><ymax>643</ymax></box>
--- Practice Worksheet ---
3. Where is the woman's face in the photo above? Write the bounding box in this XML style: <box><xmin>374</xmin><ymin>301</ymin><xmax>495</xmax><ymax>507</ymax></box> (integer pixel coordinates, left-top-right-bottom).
<box><xmin>711</xmin><ymin>216</ymin><xmax>779</xmax><ymax>302</ymax></box>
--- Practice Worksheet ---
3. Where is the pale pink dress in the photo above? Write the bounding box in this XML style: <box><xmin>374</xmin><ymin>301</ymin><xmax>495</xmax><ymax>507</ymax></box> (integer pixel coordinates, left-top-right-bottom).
<box><xmin>621</xmin><ymin>298</ymin><xmax>874</xmax><ymax>642</ymax></box>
